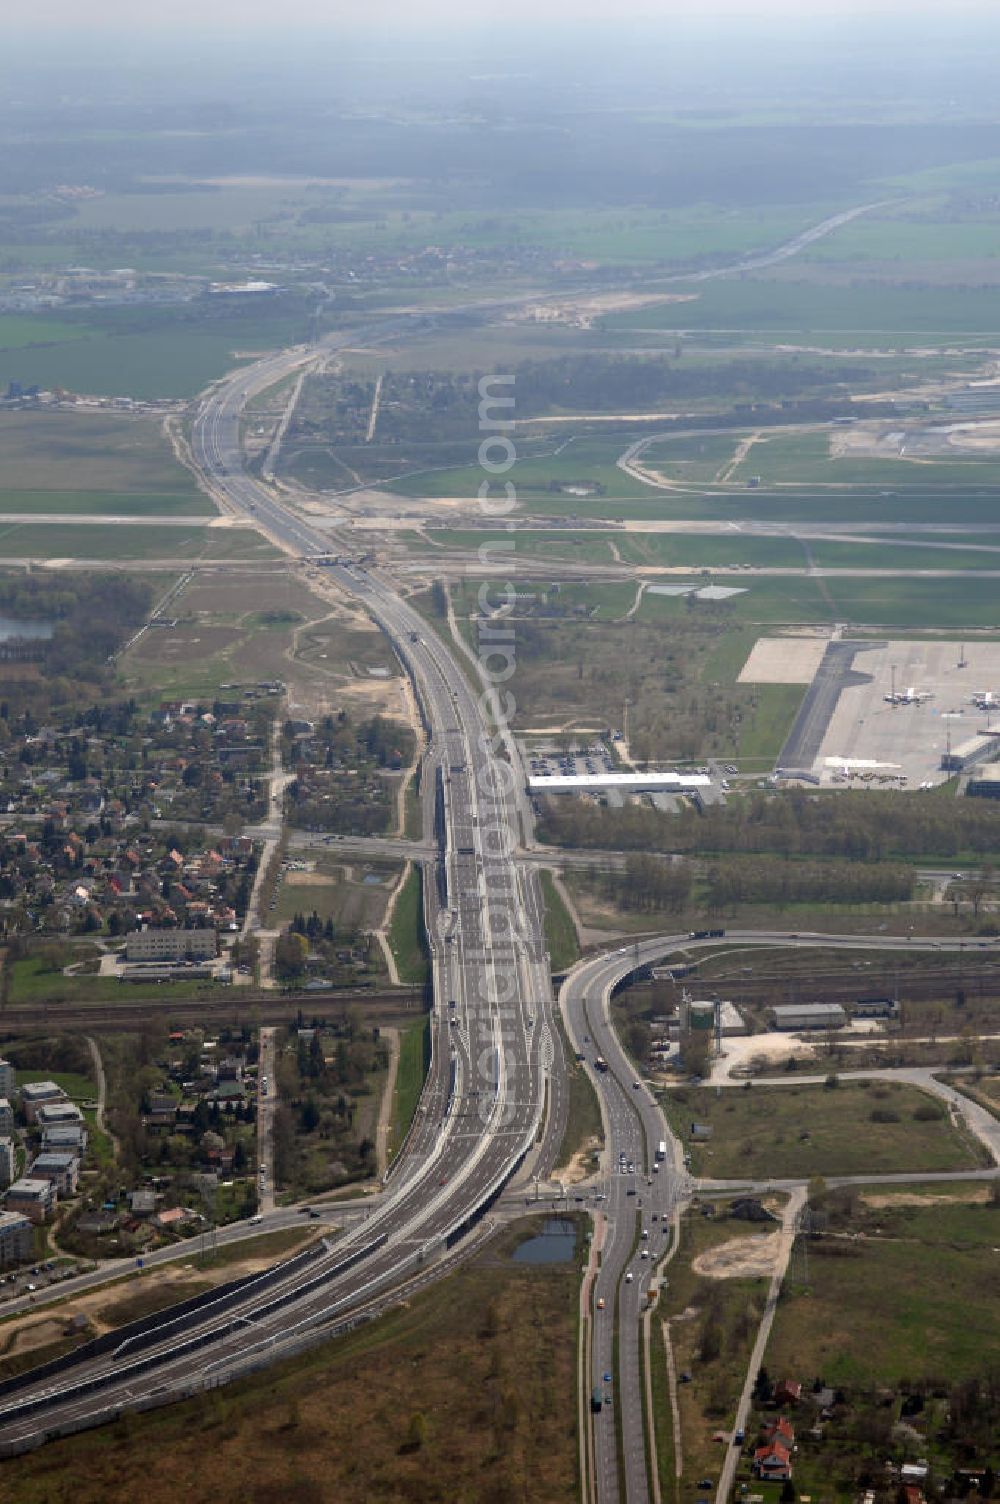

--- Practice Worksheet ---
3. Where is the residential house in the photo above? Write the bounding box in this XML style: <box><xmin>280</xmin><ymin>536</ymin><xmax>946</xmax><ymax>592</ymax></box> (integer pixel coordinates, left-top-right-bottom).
<box><xmin>154</xmin><ymin>1206</ymin><xmax>190</xmax><ymax>1231</ymax></box>
<box><xmin>4</xmin><ymin>1177</ymin><xmax>56</xmax><ymax>1223</ymax></box>
<box><xmin>762</xmin><ymin>1416</ymin><xmax>795</xmax><ymax>1447</ymax></box>
<box><xmin>76</xmin><ymin>1208</ymin><xmax>119</xmax><ymax>1236</ymax></box>
<box><xmin>752</xmin><ymin>1441</ymin><xmax>792</xmax><ymax>1482</ymax></box>
<box><xmin>129</xmin><ymin>1188</ymin><xmax>157</xmax><ymax>1217</ymax></box>
<box><xmin>0</xmin><ymin>1209</ymin><xmax>33</xmax><ymax>1265</ymax></box>
<box><xmin>773</xmin><ymin>1379</ymin><xmax>802</xmax><ymax>1407</ymax></box>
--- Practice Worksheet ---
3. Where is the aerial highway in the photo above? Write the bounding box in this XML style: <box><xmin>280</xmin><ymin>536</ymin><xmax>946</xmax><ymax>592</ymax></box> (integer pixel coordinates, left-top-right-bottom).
<box><xmin>0</xmin><ymin>328</ymin><xmax>563</xmax><ymax>1454</ymax></box>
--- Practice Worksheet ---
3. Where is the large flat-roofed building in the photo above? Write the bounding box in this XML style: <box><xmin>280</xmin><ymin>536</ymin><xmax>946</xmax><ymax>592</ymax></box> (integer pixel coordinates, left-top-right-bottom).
<box><xmin>42</xmin><ymin>1122</ymin><xmax>88</xmax><ymax>1154</ymax></box>
<box><xmin>528</xmin><ymin>771</ymin><xmax>712</xmax><ymax>796</ymax></box>
<box><xmin>20</xmin><ymin>1080</ymin><xmax>68</xmax><ymax>1125</ymax></box>
<box><xmin>125</xmin><ymin>928</ymin><xmax>217</xmax><ymax>964</ymax></box>
<box><xmin>0</xmin><ymin>1098</ymin><xmax>12</xmax><ymax>1134</ymax></box>
<box><xmin>29</xmin><ymin>1152</ymin><xmax>80</xmax><ymax>1197</ymax></box>
<box><xmin>0</xmin><ymin>1137</ymin><xmax>15</xmax><ymax>1188</ymax></box>
<box><xmin>4</xmin><ymin>1177</ymin><xmax>55</xmax><ymax>1223</ymax></box>
<box><xmin>772</xmin><ymin>1003</ymin><xmax>848</xmax><ymax>1031</ymax></box>
<box><xmin>941</xmin><ymin>733</ymin><xmax>1000</xmax><ymax>774</ymax></box>
<box><xmin>966</xmin><ymin>764</ymin><xmax>1000</xmax><ymax>799</ymax></box>
<box><xmin>36</xmin><ymin>1101</ymin><xmax>83</xmax><ymax>1131</ymax></box>
<box><xmin>0</xmin><ymin>1210</ymin><xmax>33</xmax><ymax>1266</ymax></box>
<box><xmin>0</xmin><ymin>1059</ymin><xmax>14</xmax><ymax>1098</ymax></box>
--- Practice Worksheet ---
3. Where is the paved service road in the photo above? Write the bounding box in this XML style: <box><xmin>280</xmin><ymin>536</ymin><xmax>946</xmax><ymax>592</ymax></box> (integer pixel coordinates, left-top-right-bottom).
<box><xmin>556</xmin><ymin>925</ymin><xmax>1000</xmax><ymax>1503</ymax></box>
<box><xmin>257</xmin><ymin>1028</ymin><xmax>277</xmax><ymax>1214</ymax></box>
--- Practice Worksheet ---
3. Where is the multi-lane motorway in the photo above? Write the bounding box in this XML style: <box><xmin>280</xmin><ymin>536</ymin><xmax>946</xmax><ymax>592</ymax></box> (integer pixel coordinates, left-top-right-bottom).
<box><xmin>0</xmin><ymin>330</ymin><xmax>563</xmax><ymax>1454</ymax></box>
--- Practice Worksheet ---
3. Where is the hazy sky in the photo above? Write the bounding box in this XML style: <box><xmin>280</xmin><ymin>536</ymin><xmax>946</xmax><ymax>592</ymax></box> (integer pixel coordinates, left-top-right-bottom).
<box><xmin>9</xmin><ymin>0</ymin><xmax>999</xmax><ymax>27</ymax></box>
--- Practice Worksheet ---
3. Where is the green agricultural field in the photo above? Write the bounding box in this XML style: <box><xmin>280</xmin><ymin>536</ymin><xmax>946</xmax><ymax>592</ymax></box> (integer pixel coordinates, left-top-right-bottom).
<box><xmin>604</xmin><ymin>275</ymin><xmax>1000</xmax><ymax>344</ymax></box>
<box><xmin>634</xmin><ymin>572</ymin><xmax>1000</xmax><ymax>629</ymax></box>
<box><xmin>619</xmin><ymin>533</ymin><xmax>808</xmax><ymax>569</ymax></box>
<box><xmin>0</xmin><ymin>490</ymin><xmax>213</xmax><ymax>518</ymax></box>
<box><xmin>0</xmin><ymin>410</ymin><xmax>208</xmax><ymax>503</ymax></box>
<box><xmin>662</xmin><ymin>1080</ymin><xmax>985</xmax><ymax>1179</ymax></box>
<box><xmin>637</xmin><ymin>429</ymin><xmax>751</xmax><ymax>483</ymax></box>
<box><xmin>0</xmin><ymin>521</ymin><xmax>278</xmax><ymax>561</ymax></box>
<box><xmin>729</xmin><ymin>428</ymin><xmax>1000</xmax><ymax>490</ymax></box>
<box><xmin>635</xmin><ymin>576</ymin><xmax>834</xmax><ymax>626</ymax></box>
<box><xmin>0</xmin><ymin>315</ymin><xmax>93</xmax><ymax>350</ymax></box>
<box><xmin>808</xmin><ymin>537</ymin><xmax>1000</xmax><ymax>572</ymax></box>
<box><xmin>0</xmin><ymin>300</ymin><xmax>311</xmax><ymax>400</ymax></box>
<box><xmin>389</xmin><ymin>434</ymin><xmax>655</xmax><ymax>504</ymax></box>
<box><xmin>801</xmin><ymin>201</ymin><xmax>1000</xmax><ymax>263</ymax></box>
<box><xmin>426</xmin><ymin>528</ymin><xmax>620</xmax><ymax>565</ymax></box>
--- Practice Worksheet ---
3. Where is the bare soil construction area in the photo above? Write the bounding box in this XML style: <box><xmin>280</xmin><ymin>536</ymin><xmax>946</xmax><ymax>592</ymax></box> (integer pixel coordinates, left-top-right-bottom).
<box><xmin>692</xmin><ymin>1231</ymin><xmax>784</xmax><ymax>1280</ymax></box>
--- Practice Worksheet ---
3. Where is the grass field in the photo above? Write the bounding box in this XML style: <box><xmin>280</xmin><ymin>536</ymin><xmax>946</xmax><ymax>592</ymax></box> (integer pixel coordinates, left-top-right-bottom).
<box><xmin>5</xmin><ymin>956</ymin><xmax>228</xmax><ymax>1006</ymax></box>
<box><xmin>16</xmin><ymin>1069</ymin><xmax>95</xmax><ymax>1101</ymax></box>
<box><xmin>0</xmin><ymin>1219</ymin><xmax>580</xmax><ymax>1504</ymax></box>
<box><xmin>386</xmin><ymin>866</ymin><xmax>429</xmax><ymax>987</ymax></box>
<box><xmin>0</xmin><ymin>411</ymin><xmax>207</xmax><ymax>502</ymax></box>
<box><xmin>387</xmin><ymin>1010</ymin><xmax>427</xmax><ymax>1161</ymax></box>
<box><xmin>0</xmin><ymin>490</ymin><xmax>214</xmax><ymax>517</ymax></box>
<box><xmin>554</xmin><ymin>1017</ymin><xmax>604</xmax><ymax>1173</ymax></box>
<box><xmin>765</xmin><ymin>1182</ymin><xmax>1000</xmax><ymax>1388</ymax></box>
<box><xmin>634</xmin><ymin>573</ymin><xmax>1000</xmax><ymax>629</ymax></box>
<box><xmin>541</xmin><ymin>870</ymin><xmax>582</xmax><ymax>974</ymax></box>
<box><xmin>0</xmin><ymin>299</ymin><xmax>312</xmax><ymax>400</ymax></box>
<box><xmin>661</xmin><ymin>1080</ymin><xmax>984</xmax><ymax>1179</ymax></box>
<box><xmin>605</xmin><ymin>275</ymin><xmax>1000</xmax><ymax>344</ymax></box>
<box><xmin>654</xmin><ymin>1205</ymin><xmax>772</xmax><ymax>1496</ymax></box>
<box><xmin>273</xmin><ymin>860</ymin><xmax>399</xmax><ymax>933</ymax></box>
<box><xmin>735</xmin><ymin>684</ymin><xmax>806</xmax><ymax>759</ymax></box>
<box><xmin>389</xmin><ymin>1015</ymin><xmax>430</xmax><ymax>1161</ymax></box>
<box><xmin>0</xmin><ymin>521</ymin><xmax>278</xmax><ymax>561</ymax></box>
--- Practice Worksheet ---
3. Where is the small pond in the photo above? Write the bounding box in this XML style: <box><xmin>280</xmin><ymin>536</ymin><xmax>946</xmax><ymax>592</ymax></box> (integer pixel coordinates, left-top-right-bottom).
<box><xmin>512</xmin><ymin>1218</ymin><xmax>577</xmax><ymax>1265</ymax></box>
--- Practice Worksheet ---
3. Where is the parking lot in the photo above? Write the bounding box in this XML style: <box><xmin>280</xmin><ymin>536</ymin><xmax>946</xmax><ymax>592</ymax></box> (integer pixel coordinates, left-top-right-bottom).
<box><xmin>0</xmin><ymin>1259</ymin><xmax>93</xmax><ymax>1302</ymax></box>
<box><xmin>523</xmin><ymin>742</ymin><xmax>618</xmax><ymax>782</ymax></box>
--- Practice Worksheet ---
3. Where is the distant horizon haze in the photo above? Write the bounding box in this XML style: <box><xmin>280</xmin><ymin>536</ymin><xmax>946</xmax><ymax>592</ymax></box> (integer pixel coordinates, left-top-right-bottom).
<box><xmin>8</xmin><ymin>0</ymin><xmax>1000</xmax><ymax>32</ymax></box>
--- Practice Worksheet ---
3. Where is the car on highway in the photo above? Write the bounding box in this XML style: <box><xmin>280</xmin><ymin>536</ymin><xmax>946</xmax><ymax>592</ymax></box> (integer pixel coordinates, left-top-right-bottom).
<box><xmin>624</xmin><ymin>1272</ymin><xmax>633</xmax><ymax>1283</ymax></box>
<box><xmin>596</xmin><ymin>1297</ymin><xmax>605</xmax><ymax>1310</ymax></box>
